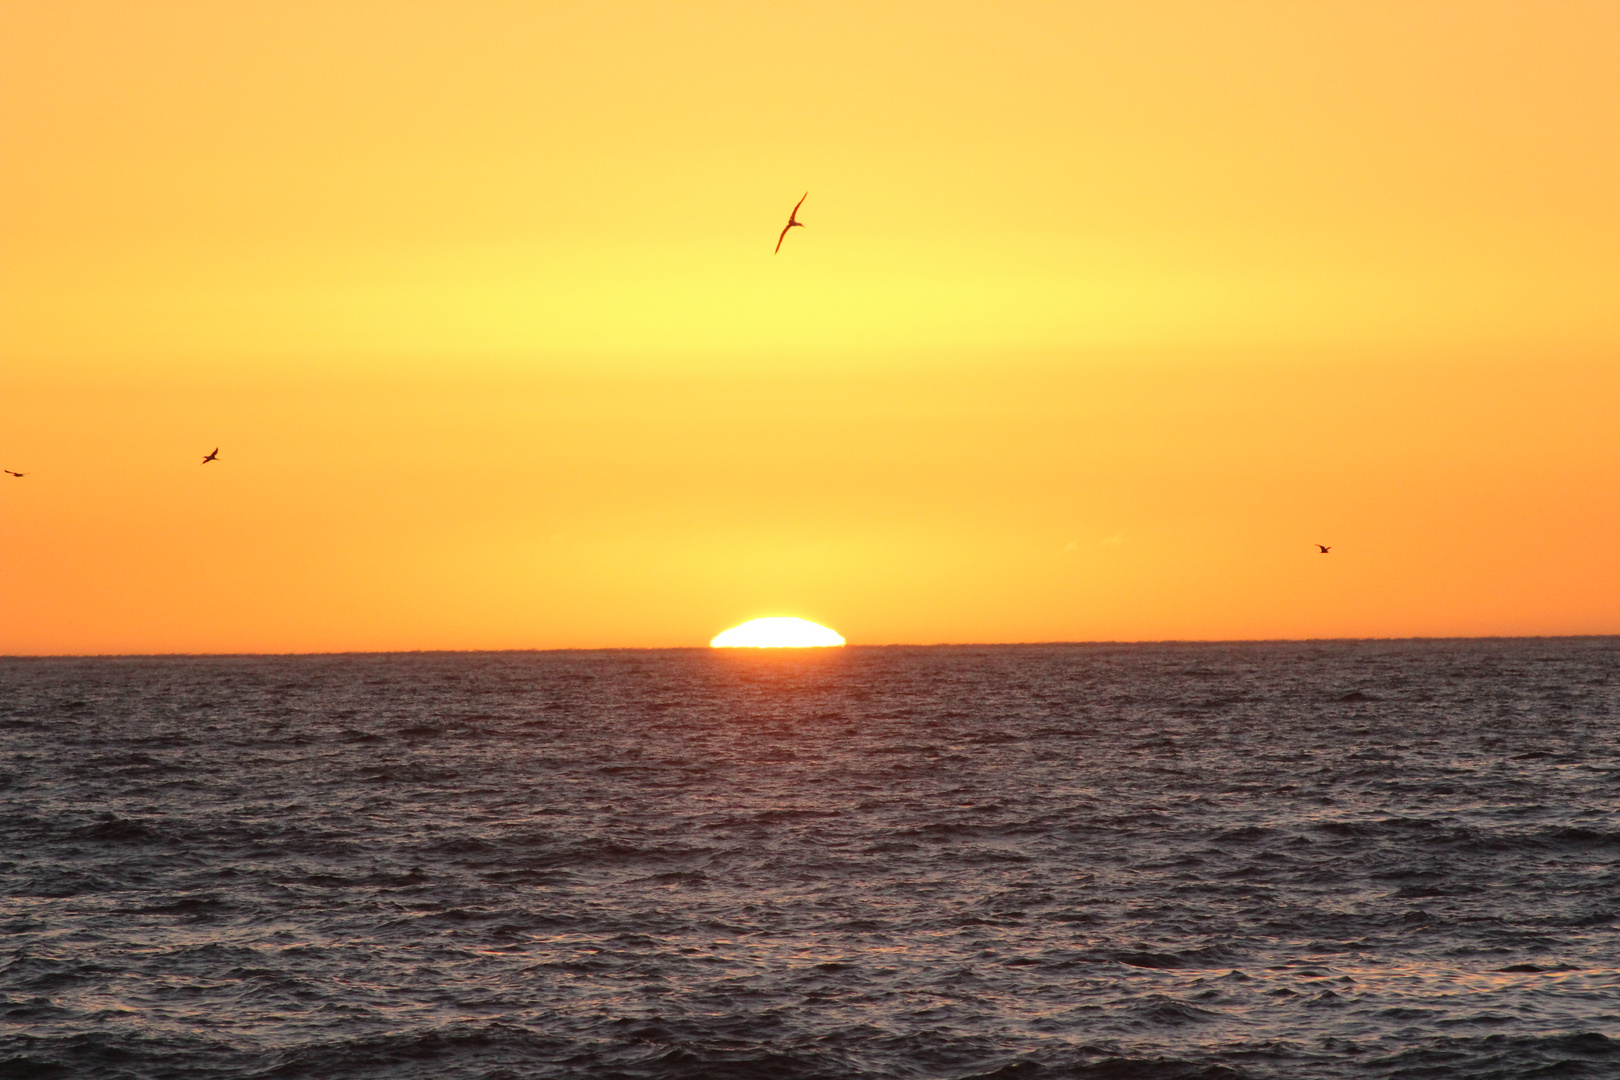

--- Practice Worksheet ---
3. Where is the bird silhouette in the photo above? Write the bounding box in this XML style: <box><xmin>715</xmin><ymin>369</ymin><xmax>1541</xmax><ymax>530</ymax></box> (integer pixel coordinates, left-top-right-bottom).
<box><xmin>3</xmin><ymin>469</ymin><xmax>25</xmax><ymax>478</ymax></box>
<box><xmin>201</xmin><ymin>448</ymin><xmax>219</xmax><ymax>464</ymax></box>
<box><xmin>1317</xmin><ymin>544</ymin><xmax>1331</xmax><ymax>554</ymax></box>
<box><xmin>775</xmin><ymin>192</ymin><xmax>807</xmax><ymax>254</ymax></box>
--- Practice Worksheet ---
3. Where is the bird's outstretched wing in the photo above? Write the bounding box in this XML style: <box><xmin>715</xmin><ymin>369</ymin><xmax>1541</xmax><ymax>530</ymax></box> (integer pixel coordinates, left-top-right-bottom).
<box><xmin>789</xmin><ymin>191</ymin><xmax>808</xmax><ymax>220</ymax></box>
<box><xmin>775</xmin><ymin>222</ymin><xmax>793</xmax><ymax>254</ymax></box>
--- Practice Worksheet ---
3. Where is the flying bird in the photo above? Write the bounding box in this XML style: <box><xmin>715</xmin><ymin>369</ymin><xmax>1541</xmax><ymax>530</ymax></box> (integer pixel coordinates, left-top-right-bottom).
<box><xmin>1317</xmin><ymin>544</ymin><xmax>1331</xmax><ymax>554</ymax></box>
<box><xmin>775</xmin><ymin>192</ymin><xmax>807</xmax><ymax>254</ymax></box>
<box><xmin>201</xmin><ymin>448</ymin><xmax>219</xmax><ymax>464</ymax></box>
<box><xmin>3</xmin><ymin>469</ymin><xmax>25</xmax><ymax>478</ymax></box>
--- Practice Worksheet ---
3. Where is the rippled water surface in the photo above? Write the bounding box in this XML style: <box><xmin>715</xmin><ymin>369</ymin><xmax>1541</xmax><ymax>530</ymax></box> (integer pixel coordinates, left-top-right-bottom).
<box><xmin>3</xmin><ymin>639</ymin><xmax>1619</xmax><ymax>1079</ymax></box>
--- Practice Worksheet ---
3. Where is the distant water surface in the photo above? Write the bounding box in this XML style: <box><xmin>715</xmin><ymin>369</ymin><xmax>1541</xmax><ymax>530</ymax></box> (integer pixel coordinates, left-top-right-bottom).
<box><xmin>2</xmin><ymin>639</ymin><xmax>1618</xmax><ymax>1079</ymax></box>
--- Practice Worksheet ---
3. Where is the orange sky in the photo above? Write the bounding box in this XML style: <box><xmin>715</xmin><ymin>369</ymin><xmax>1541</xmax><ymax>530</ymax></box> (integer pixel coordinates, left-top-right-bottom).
<box><xmin>3</xmin><ymin>1</ymin><xmax>1618</xmax><ymax>653</ymax></box>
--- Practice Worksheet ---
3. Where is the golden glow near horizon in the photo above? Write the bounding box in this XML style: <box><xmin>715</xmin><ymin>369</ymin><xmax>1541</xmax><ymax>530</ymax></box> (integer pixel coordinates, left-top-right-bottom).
<box><xmin>2</xmin><ymin>2</ymin><xmax>1618</xmax><ymax>654</ymax></box>
<box><xmin>711</xmin><ymin>618</ymin><xmax>846</xmax><ymax>649</ymax></box>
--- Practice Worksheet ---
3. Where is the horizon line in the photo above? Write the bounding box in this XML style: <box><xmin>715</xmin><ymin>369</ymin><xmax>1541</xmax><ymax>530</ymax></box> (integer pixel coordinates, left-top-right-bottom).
<box><xmin>4</xmin><ymin>632</ymin><xmax>1617</xmax><ymax>661</ymax></box>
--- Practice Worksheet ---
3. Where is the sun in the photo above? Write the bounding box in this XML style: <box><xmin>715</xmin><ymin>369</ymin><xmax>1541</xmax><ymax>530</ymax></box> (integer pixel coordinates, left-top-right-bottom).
<box><xmin>710</xmin><ymin>617</ymin><xmax>845</xmax><ymax>648</ymax></box>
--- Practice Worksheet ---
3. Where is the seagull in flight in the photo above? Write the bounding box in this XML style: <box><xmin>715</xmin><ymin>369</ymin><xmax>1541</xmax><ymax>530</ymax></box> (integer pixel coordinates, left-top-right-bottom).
<box><xmin>201</xmin><ymin>448</ymin><xmax>219</xmax><ymax>464</ymax></box>
<box><xmin>3</xmin><ymin>469</ymin><xmax>25</xmax><ymax>478</ymax></box>
<box><xmin>1316</xmin><ymin>544</ymin><xmax>1331</xmax><ymax>554</ymax></box>
<box><xmin>775</xmin><ymin>192</ymin><xmax>807</xmax><ymax>254</ymax></box>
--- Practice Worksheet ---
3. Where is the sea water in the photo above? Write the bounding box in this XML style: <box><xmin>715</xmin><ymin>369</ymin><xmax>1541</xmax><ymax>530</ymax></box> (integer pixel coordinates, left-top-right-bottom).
<box><xmin>2</xmin><ymin>639</ymin><xmax>1617</xmax><ymax>1078</ymax></box>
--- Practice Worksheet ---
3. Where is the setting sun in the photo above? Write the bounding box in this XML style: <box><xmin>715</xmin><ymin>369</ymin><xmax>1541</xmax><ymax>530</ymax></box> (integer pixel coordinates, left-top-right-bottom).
<box><xmin>710</xmin><ymin>617</ymin><xmax>846</xmax><ymax>649</ymax></box>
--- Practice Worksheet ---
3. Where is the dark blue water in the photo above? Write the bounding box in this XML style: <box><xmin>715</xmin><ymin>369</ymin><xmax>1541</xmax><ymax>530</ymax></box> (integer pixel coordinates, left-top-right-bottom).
<box><xmin>2</xmin><ymin>639</ymin><xmax>1618</xmax><ymax>1079</ymax></box>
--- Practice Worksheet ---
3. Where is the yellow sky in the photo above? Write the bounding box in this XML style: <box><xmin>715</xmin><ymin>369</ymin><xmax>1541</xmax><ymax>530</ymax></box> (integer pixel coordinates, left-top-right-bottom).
<box><xmin>3</xmin><ymin>1</ymin><xmax>1618</xmax><ymax>652</ymax></box>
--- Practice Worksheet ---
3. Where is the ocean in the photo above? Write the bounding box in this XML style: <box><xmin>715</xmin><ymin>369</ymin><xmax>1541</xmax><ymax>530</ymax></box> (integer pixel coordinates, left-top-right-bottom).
<box><xmin>2</xmin><ymin>639</ymin><xmax>1617</xmax><ymax>1079</ymax></box>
